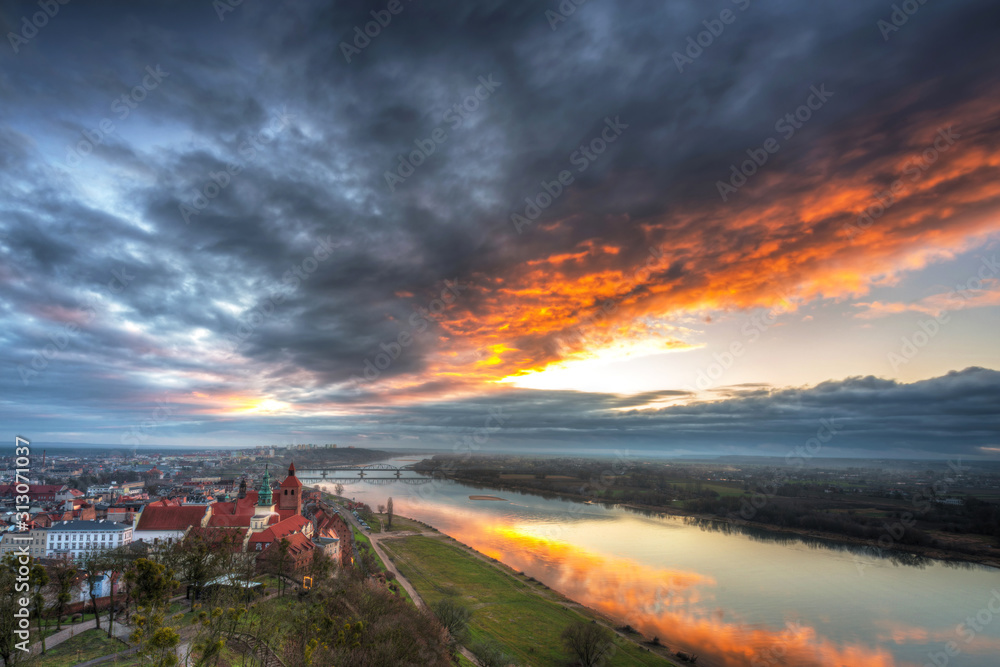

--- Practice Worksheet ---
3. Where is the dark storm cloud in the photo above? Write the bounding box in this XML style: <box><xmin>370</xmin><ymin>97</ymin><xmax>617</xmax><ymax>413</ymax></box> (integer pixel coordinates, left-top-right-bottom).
<box><xmin>1</xmin><ymin>0</ymin><xmax>998</xmax><ymax>450</ymax></box>
<box><xmin>362</xmin><ymin>367</ymin><xmax>1000</xmax><ymax>457</ymax></box>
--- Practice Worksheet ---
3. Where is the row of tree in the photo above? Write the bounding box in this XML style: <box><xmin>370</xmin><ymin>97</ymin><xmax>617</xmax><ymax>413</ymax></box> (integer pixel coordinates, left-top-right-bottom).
<box><xmin>0</xmin><ymin>531</ymin><xmax>336</xmax><ymax>667</ymax></box>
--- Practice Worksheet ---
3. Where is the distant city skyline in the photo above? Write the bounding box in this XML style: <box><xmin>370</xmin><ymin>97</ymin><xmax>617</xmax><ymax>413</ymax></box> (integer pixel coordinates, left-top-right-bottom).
<box><xmin>2</xmin><ymin>0</ymin><xmax>998</xmax><ymax>457</ymax></box>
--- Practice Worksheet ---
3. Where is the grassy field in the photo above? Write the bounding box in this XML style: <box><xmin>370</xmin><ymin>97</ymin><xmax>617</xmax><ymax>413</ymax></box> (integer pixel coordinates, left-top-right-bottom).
<box><xmin>376</xmin><ymin>513</ymin><xmax>431</xmax><ymax>533</ymax></box>
<box><xmin>27</xmin><ymin>629</ymin><xmax>127</xmax><ymax>667</ymax></box>
<box><xmin>380</xmin><ymin>535</ymin><xmax>675</xmax><ymax>667</ymax></box>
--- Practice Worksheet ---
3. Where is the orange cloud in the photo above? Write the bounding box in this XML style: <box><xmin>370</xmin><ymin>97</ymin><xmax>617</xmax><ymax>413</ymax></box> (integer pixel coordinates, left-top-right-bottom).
<box><xmin>396</xmin><ymin>85</ymin><xmax>1000</xmax><ymax>391</ymax></box>
<box><xmin>855</xmin><ymin>279</ymin><xmax>1000</xmax><ymax>319</ymax></box>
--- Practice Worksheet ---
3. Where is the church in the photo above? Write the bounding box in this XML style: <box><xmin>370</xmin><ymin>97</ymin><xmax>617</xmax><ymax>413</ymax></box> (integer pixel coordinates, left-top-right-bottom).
<box><xmin>136</xmin><ymin>462</ymin><xmax>324</xmax><ymax>572</ymax></box>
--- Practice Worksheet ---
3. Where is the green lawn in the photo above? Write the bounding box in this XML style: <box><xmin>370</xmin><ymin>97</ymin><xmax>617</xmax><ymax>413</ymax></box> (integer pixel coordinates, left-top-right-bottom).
<box><xmin>376</xmin><ymin>514</ymin><xmax>430</xmax><ymax>533</ymax></box>
<box><xmin>380</xmin><ymin>536</ymin><xmax>675</xmax><ymax>667</ymax></box>
<box><xmin>29</xmin><ymin>629</ymin><xmax>126</xmax><ymax>667</ymax></box>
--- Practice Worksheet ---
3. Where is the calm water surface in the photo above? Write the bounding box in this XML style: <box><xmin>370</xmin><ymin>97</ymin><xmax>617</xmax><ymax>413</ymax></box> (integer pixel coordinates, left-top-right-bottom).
<box><xmin>306</xmin><ymin>459</ymin><xmax>1000</xmax><ymax>667</ymax></box>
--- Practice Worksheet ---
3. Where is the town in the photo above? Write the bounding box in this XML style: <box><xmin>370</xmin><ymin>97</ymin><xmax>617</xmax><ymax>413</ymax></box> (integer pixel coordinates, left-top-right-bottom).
<box><xmin>0</xmin><ymin>445</ymin><xmax>449</xmax><ymax>665</ymax></box>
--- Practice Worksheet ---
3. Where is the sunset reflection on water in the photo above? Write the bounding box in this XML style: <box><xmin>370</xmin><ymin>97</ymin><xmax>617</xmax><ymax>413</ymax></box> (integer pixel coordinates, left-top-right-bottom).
<box><xmin>326</xmin><ymin>476</ymin><xmax>999</xmax><ymax>667</ymax></box>
<box><xmin>435</xmin><ymin>514</ymin><xmax>905</xmax><ymax>667</ymax></box>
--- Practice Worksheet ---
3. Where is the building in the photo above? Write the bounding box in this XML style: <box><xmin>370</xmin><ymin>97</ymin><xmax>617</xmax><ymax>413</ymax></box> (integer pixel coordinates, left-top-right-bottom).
<box><xmin>131</xmin><ymin>463</ymin><xmax>324</xmax><ymax>575</ymax></box>
<box><xmin>258</xmin><ymin>531</ymin><xmax>315</xmax><ymax>572</ymax></box>
<box><xmin>312</xmin><ymin>506</ymin><xmax>354</xmax><ymax>568</ymax></box>
<box><xmin>134</xmin><ymin>500</ymin><xmax>210</xmax><ymax>546</ymax></box>
<box><xmin>0</xmin><ymin>519</ymin><xmax>133</xmax><ymax>560</ymax></box>
<box><xmin>0</xmin><ymin>484</ymin><xmax>68</xmax><ymax>503</ymax></box>
<box><xmin>56</xmin><ymin>488</ymin><xmax>85</xmax><ymax>502</ymax></box>
<box><xmin>44</xmin><ymin>520</ymin><xmax>133</xmax><ymax>560</ymax></box>
<box><xmin>314</xmin><ymin>535</ymin><xmax>341</xmax><ymax>563</ymax></box>
<box><xmin>278</xmin><ymin>461</ymin><xmax>303</xmax><ymax>513</ymax></box>
<box><xmin>87</xmin><ymin>484</ymin><xmax>116</xmax><ymax>496</ymax></box>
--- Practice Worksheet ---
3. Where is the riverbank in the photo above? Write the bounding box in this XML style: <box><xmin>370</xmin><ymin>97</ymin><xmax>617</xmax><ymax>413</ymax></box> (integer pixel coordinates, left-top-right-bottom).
<box><xmin>379</xmin><ymin>531</ymin><xmax>697</xmax><ymax>667</ymax></box>
<box><xmin>447</xmin><ymin>475</ymin><xmax>1000</xmax><ymax>570</ymax></box>
<box><xmin>328</xmin><ymin>499</ymin><xmax>702</xmax><ymax>666</ymax></box>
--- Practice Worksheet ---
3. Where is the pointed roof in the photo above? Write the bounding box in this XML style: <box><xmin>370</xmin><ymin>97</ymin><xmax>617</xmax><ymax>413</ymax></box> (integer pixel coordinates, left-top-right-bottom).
<box><xmin>281</xmin><ymin>460</ymin><xmax>303</xmax><ymax>489</ymax></box>
<box><xmin>258</xmin><ymin>465</ymin><xmax>273</xmax><ymax>506</ymax></box>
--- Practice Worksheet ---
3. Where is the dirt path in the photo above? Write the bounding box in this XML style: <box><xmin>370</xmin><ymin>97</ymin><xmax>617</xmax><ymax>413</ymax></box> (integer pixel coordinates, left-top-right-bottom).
<box><xmin>342</xmin><ymin>511</ymin><xmax>480</xmax><ymax>664</ymax></box>
<box><xmin>24</xmin><ymin>614</ymin><xmax>132</xmax><ymax>658</ymax></box>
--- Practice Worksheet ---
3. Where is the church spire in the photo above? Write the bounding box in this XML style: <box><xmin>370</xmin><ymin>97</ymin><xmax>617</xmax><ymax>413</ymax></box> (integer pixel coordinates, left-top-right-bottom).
<box><xmin>257</xmin><ymin>465</ymin><xmax>273</xmax><ymax>507</ymax></box>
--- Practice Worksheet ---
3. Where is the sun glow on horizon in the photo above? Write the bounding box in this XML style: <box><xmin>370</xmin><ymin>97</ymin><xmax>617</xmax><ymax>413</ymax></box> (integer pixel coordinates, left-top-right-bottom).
<box><xmin>498</xmin><ymin>338</ymin><xmax>703</xmax><ymax>393</ymax></box>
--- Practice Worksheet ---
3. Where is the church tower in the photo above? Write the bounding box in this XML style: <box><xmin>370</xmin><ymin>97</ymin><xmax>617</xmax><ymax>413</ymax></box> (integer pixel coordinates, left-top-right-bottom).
<box><xmin>279</xmin><ymin>461</ymin><xmax>303</xmax><ymax>514</ymax></box>
<box><xmin>251</xmin><ymin>465</ymin><xmax>276</xmax><ymax>531</ymax></box>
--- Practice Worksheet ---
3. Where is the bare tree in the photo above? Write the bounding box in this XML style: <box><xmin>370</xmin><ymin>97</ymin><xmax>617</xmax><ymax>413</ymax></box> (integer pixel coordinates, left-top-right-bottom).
<box><xmin>28</xmin><ymin>559</ymin><xmax>49</xmax><ymax>654</ymax></box>
<box><xmin>387</xmin><ymin>497</ymin><xmax>394</xmax><ymax>529</ymax></box>
<box><xmin>79</xmin><ymin>548</ymin><xmax>108</xmax><ymax>629</ymax></box>
<box><xmin>262</xmin><ymin>538</ymin><xmax>293</xmax><ymax>595</ymax></box>
<box><xmin>431</xmin><ymin>598</ymin><xmax>471</xmax><ymax>651</ymax></box>
<box><xmin>471</xmin><ymin>638</ymin><xmax>520</xmax><ymax>667</ymax></box>
<box><xmin>104</xmin><ymin>545</ymin><xmax>136</xmax><ymax>639</ymax></box>
<box><xmin>172</xmin><ymin>534</ymin><xmax>223</xmax><ymax>608</ymax></box>
<box><xmin>561</xmin><ymin>621</ymin><xmax>616</xmax><ymax>667</ymax></box>
<box><xmin>334</xmin><ymin>483</ymin><xmax>345</xmax><ymax>496</ymax></box>
<box><xmin>1</xmin><ymin>554</ymin><xmax>33</xmax><ymax>664</ymax></box>
<box><xmin>47</xmin><ymin>558</ymin><xmax>79</xmax><ymax>631</ymax></box>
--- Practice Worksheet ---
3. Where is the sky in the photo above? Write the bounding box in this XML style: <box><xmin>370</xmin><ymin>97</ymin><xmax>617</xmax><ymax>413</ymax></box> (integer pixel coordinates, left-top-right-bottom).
<box><xmin>1</xmin><ymin>0</ymin><xmax>998</xmax><ymax>458</ymax></box>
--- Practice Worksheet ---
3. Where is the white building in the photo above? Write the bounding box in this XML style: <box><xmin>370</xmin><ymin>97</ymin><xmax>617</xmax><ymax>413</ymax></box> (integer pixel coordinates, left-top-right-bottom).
<box><xmin>0</xmin><ymin>520</ymin><xmax>134</xmax><ymax>560</ymax></box>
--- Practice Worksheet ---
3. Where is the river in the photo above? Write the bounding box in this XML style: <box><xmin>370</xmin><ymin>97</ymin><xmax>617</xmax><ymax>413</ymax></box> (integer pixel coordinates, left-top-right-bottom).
<box><xmin>303</xmin><ymin>458</ymin><xmax>1000</xmax><ymax>667</ymax></box>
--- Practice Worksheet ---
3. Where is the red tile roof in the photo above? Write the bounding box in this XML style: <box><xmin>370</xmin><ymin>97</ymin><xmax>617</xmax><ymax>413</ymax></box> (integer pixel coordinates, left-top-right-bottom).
<box><xmin>206</xmin><ymin>491</ymin><xmax>260</xmax><ymax>527</ymax></box>
<box><xmin>247</xmin><ymin>514</ymin><xmax>310</xmax><ymax>546</ymax></box>
<box><xmin>0</xmin><ymin>484</ymin><xmax>65</xmax><ymax>495</ymax></box>
<box><xmin>146</xmin><ymin>498</ymin><xmax>182</xmax><ymax>508</ymax></box>
<box><xmin>135</xmin><ymin>504</ymin><xmax>209</xmax><ymax>531</ymax></box>
<box><xmin>284</xmin><ymin>532</ymin><xmax>314</xmax><ymax>555</ymax></box>
<box><xmin>186</xmin><ymin>526</ymin><xmax>248</xmax><ymax>551</ymax></box>
<box><xmin>280</xmin><ymin>462</ymin><xmax>302</xmax><ymax>489</ymax></box>
<box><xmin>276</xmin><ymin>508</ymin><xmax>299</xmax><ymax>521</ymax></box>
